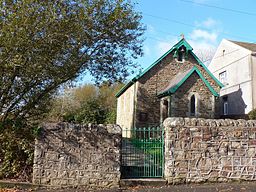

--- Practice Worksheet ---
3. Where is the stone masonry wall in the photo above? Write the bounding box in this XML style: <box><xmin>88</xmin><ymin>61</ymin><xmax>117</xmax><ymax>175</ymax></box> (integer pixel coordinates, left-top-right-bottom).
<box><xmin>164</xmin><ymin>117</ymin><xmax>256</xmax><ymax>184</ymax></box>
<box><xmin>33</xmin><ymin>123</ymin><xmax>121</xmax><ymax>189</ymax></box>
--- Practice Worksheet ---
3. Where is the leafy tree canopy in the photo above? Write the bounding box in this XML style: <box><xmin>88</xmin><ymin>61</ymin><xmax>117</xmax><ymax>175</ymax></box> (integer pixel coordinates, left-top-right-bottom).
<box><xmin>0</xmin><ymin>0</ymin><xmax>144</xmax><ymax>121</ymax></box>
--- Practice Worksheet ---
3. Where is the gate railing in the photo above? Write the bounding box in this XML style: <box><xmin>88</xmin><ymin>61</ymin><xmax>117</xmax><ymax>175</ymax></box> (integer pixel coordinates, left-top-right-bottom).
<box><xmin>121</xmin><ymin>126</ymin><xmax>164</xmax><ymax>178</ymax></box>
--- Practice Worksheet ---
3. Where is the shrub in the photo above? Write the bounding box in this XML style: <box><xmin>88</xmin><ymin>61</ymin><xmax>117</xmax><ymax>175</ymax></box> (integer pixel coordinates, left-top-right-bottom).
<box><xmin>105</xmin><ymin>109</ymin><xmax>117</xmax><ymax>124</ymax></box>
<box><xmin>0</xmin><ymin>120</ymin><xmax>36</xmax><ymax>181</ymax></box>
<box><xmin>248</xmin><ymin>108</ymin><xmax>256</xmax><ymax>120</ymax></box>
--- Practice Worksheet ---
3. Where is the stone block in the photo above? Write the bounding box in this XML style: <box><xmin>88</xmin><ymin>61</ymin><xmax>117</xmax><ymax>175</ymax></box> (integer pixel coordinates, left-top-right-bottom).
<box><xmin>45</xmin><ymin>153</ymin><xmax>58</xmax><ymax>161</ymax></box>
<box><xmin>247</xmin><ymin>147</ymin><xmax>256</xmax><ymax>157</ymax></box>
<box><xmin>78</xmin><ymin>177</ymin><xmax>89</xmax><ymax>185</ymax></box>
<box><xmin>33</xmin><ymin>179</ymin><xmax>41</xmax><ymax>185</ymax></box>
<box><xmin>44</xmin><ymin>169</ymin><xmax>58</xmax><ymax>178</ymax></box>
<box><xmin>40</xmin><ymin>178</ymin><xmax>51</xmax><ymax>185</ymax></box>
<box><xmin>68</xmin><ymin>179</ymin><xmax>79</xmax><ymax>186</ymax></box>
<box><xmin>202</xmin><ymin>134</ymin><xmax>212</xmax><ymax>141</ymax></box>
<box><xmin>235</xmin><ymin>149</ymin><xmax>246</xmax><ymax>156</ymax></box>
<box><xmin>198</xmin><ymin>118</ymin><xmax>208</xmax><ymax>126</ymax></box>
<box><xmin>249</xmin><ymin>140</ymin><xmax>256</xmax><ymax>146</ymax></box>
<box><xmin>164</xmin><ymin>117</ymin><xmax>184</xmax><ymax>128</ymax></box>
<box><xmin>33</xmin><ymin>168</ymin><xmax>41</xmax><ymax>178</ymax></box>
<box><xmin>68</xmin><ymin>170</ymin><xmax>77</xmax><ymax>178</ymax></box>
<box><xmin>98</xmin><ymin>180</ymin><xmax>112</xmax><ymax>187</ymax></box>
<box><xmin>228</xmin><ymin>150</ymin><xmax>235</xmax><ymax>156</ymax></box>
<box><xmin>208</xmin><ymin>120</ymin><xmax>217</xmax><ymax>127</ymax></box>
<box><xmin>231</xmin><ymin>141</ymin><xmax>241</xmax><ymax>149</ymax></box>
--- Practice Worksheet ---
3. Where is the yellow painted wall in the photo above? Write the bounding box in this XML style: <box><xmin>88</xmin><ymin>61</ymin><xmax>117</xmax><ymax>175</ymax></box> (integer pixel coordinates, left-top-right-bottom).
<box><xmin>116</xmin><ymin>82</ymin><xmax>137</xmax><ymax>136</ymax></box>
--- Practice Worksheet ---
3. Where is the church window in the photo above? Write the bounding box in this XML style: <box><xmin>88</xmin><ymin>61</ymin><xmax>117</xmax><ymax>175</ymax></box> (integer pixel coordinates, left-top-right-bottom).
<box><xmin>187</xmin><ymin>92</ymin><xmax>200</xmax><ymax>117</ymax></box>
<box><xmin>190</xmin><ymin>95</ymin><xmax>195</xmax><ymax>116</ymax></box>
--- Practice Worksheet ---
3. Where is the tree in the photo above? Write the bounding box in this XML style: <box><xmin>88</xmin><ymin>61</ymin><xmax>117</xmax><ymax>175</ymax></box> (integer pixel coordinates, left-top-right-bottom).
<box><xmin>47</xmin><ymin>82</ymin><xmax>124</xmax><ymax>124</ymax></box>
<box><xmin>98</xmin><ymin>82</ymin><xmax>124</xmax><ymax>123</ymax></box>
<box><xmin>0</xmin><ymin>0</ymin><xmax>144</xmax><ymax>121</ymax></box>
<box><xmin>195</xmin><ymin>48</ymin><xmax>216</xmax><ymax>66</ymax></box>
<box><xmin>74</xmin><ymin>98</ymin><xmax>106</xmax><ymax>124</ymax></box>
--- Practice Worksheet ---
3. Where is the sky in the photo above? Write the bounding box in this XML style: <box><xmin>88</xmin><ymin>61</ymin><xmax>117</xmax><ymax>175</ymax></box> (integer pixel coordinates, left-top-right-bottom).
<box><xmin>81</xmin><ymin>0</ymin><xmax>256</xmax><ymax>85</ymax></box>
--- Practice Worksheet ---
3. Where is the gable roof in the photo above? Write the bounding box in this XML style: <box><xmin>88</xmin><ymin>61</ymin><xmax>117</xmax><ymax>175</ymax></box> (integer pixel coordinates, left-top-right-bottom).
<box><xmin>158</xmin><ymin>66</ymin><xmax>219</xmax><ymax>98</ymax></box>
<box><xmin>115</xmin><ymin>38</ymin><xmax>223</xmax><ymax>98</ymax></box>
<box><xmin>230</xmin><ymin>40</ymin><xmax>256</xmax><ymax>52</ymax></box>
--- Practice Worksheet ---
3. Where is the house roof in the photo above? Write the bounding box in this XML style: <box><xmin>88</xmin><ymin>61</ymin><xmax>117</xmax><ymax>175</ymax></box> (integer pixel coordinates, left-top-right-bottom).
<box><xmin>158</xmin><ymin>66</ymin><xmax>219</xmax><ymax>98</ymax></box>
<box><xmin>230</xmin><ymin>40</ymin><xmax>256</xmax><ymax>52</ymax></box>
<box><xmin>115</xmin><ymin>38</ymin><xmax>223</xmax><ymax>98</ymax></box>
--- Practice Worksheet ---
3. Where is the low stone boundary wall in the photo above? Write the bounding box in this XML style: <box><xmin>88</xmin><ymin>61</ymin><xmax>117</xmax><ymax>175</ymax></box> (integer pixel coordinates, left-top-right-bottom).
<box><xmin>33</xmin><ymin>123</ymin><xmax>121</xmax><ymax>189</ymax></box>
<box><xmin>34</xmin><ymin>118</ymin><xmax>256</xmax><ymax>188</ymax></box>
<box><xmin>164</xmin><ymin>117</ymin><xmax>256</xmax><ymax>184</ymax></box>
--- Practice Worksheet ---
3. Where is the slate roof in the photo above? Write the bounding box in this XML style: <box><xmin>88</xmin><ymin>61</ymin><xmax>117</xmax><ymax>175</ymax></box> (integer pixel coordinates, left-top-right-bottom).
<box><xmin>231</xmin><ymin>40</ymin><xmax>256</xmax><ymax>52</ymax></box>
<box><xmin>159</xmin><ymin>68</ymin><xmax>192</xmax><ymax>94</ymax></box>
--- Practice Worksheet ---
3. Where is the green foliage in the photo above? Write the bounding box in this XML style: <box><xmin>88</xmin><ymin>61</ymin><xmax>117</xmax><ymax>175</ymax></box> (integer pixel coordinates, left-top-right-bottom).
<box><xmin>0</xmin><ymin>0</ymin><xmax>144</xmax><ymax>121</ymax></box>
<box><xmin>0</xmin><ymin>120</ymin><xmax>35</xmax><ymax>181</ymax></box>
<box><xmin>47</xmin><ymin>83</ymin><xmax>123</xmax><ymax>124</ymax></box>
<box><xmin>105</xmin><ymin>109</ymin><xmax>117</xmax><ymax>124</ymax></box>
<box><xmin>74</xmin><ymin>98</ymin><xmax>107</xmax><ymax>124</ymax></box>
<box><xmin>248</xmin><ymin>108</ymin><xmax>256</xmax><ymax>120</ymax></box>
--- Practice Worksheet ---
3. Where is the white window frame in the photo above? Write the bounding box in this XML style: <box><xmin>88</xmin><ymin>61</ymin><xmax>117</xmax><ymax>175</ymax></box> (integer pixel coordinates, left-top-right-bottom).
<box><xmin>219</xmin><ymin>71</ymin><xmax>227</xmax><ymax>84</ymax></box>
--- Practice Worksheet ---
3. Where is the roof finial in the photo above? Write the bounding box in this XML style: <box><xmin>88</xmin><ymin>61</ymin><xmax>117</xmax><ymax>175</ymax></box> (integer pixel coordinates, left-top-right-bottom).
<box><xmin>180</xmin><ymin>33</ymin><xmax>185</xmax><ymax>39</ymax></box>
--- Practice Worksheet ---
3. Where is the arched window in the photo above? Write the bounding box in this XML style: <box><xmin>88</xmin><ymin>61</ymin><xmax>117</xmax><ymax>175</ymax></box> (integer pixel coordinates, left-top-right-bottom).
<box><xmin>190</xmin><ymin>95</ymin><xmax>195</xmax><ymax>116</ymax></box>
<box><xmin>187</xmin><ymin>92</ymin><xmax>200</xmax><ymax>117</ymax></box>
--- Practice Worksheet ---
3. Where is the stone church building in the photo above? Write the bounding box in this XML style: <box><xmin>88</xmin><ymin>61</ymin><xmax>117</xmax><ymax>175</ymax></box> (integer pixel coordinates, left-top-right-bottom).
<box><xmin>116</xmin><ymin>38</ymin><xmax>223</xmax><ymax>129</ymax></box>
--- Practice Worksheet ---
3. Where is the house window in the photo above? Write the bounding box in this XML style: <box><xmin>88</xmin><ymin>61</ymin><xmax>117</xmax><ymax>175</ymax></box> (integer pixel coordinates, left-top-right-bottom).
<box><xmin>219</xmin><ymin>71</ymin><xmax>227</xmax><ymax>84</ymax></box>
<box><xmin>190</xmin><ymin>95</ymin><xmax>196</xmax><ymax>116</ymax></box>
<box><xmin>223</xmin><ymin>97</ymin><xmax>228</xmax><ymax>115</ymax></box>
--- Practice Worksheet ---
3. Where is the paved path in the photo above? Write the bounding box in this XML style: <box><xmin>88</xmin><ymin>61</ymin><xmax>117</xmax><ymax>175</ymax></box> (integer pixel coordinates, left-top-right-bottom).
<box><xmin>35</xmin><ymin>182</ymin><xmax>256</xmax><ymax>192</ymax></box>
<box><xmin>2</xmin><ymin>181</ymin><xmax>256</xmax><ymax>192</ymax></box>
<box><xmin>99</xmin><ymin>182</ymin><xmax>256</xmax><ymax>192</ymax></box>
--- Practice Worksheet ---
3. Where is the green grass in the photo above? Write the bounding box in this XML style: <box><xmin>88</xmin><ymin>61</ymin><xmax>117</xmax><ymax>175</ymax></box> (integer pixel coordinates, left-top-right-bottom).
<box><xmin>130</xmin><ymin>138</ymin><xmax>164</xmax><ymax>164</ymax></box>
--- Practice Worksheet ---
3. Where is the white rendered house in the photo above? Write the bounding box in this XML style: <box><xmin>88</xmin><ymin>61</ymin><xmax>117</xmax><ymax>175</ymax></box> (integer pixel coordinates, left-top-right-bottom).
<box><xmin>208</xmin><ymin>39</ymin><xmax>256</xmax><ymax>117</ymax></box>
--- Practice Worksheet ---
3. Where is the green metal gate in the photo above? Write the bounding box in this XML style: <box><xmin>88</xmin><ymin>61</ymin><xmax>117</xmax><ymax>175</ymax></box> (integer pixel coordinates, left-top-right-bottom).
<box><xmin>121</xmin><ymin>126</ymin><xmax>164</xmax><ymax>178</ymax></box>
